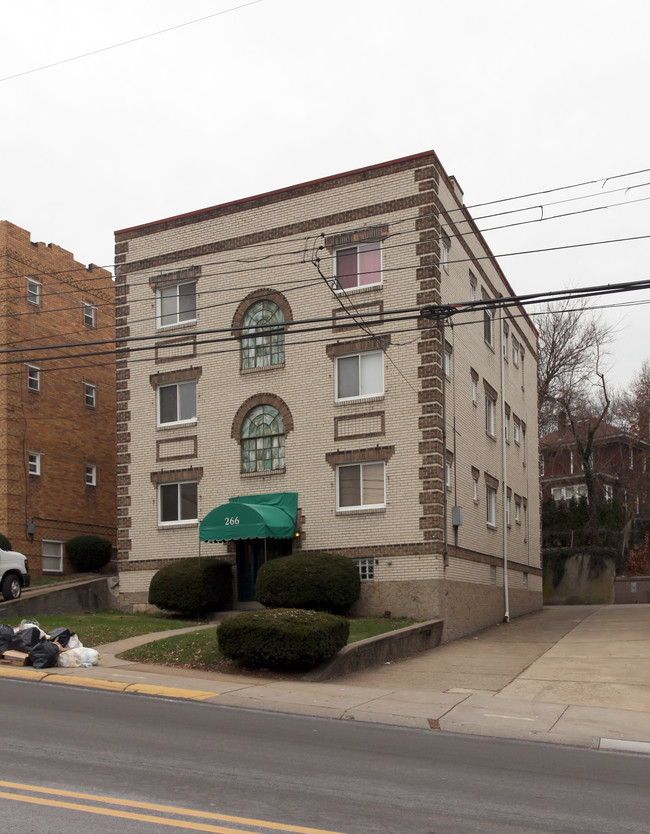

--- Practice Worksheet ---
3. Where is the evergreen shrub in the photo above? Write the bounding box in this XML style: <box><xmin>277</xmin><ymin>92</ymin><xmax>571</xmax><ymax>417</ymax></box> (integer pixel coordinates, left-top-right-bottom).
<box><xmin>148</xmin><ymin>558</ymin><xmax>232</xmax><ymax>617</ymax></box>
<box><xmin>255</xmin><ymin>551</ymin><xmax>360</xmax><ymax>614</ymax></box>
<box><xmin>65</xmin><ymin>535</ymin><xmax>112</xmax><ymax>572</ymax></box>
<box><xmin>217</xmin><ymin>608</ymin><xmax>349</xmax><ymax>670</ymax></box>
<box><xmin>0</xmin><ymin>534</ymin><xmax>12</xmax><ymax>551</ymax></box>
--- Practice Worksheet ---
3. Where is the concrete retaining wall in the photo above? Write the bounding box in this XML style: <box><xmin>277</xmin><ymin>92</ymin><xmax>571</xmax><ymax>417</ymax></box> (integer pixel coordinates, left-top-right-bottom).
<box><xmin>543</xmin><ymin>552</ymin><xmax>615</xmax><ymax>605</ymax></box>
<box><xmin>615</xmin><ymin>576</ymin><xmax>650</xmax><ymax>604</ymax></box>
<box><xmin>303</xmin><ymin>619</ymin><xmax>444</xmax><ymax>681</ymax></box>
<box><xmin>0</xmin><ymin>578</ymin><xmax>118</xmax><ymax>620</ymax></box>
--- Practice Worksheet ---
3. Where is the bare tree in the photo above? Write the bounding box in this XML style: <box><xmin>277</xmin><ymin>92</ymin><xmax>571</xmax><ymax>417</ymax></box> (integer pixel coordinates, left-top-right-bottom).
<box><xmin>537</xmin><ymin>296</ymin><xmax>616</xmax><ymax>436</ymax></box>
<box><xmin>537</xmin><ymin>296</ymin><xmax>616</xmax><ymax>535</ymax></box>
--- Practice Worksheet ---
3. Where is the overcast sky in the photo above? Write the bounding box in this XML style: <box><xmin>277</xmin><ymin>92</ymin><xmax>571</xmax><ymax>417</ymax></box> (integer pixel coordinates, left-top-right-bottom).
<box><xmin>2</xmin><ymin>0</ymin><xmax>649</xmax><ymax>391</ymax></box>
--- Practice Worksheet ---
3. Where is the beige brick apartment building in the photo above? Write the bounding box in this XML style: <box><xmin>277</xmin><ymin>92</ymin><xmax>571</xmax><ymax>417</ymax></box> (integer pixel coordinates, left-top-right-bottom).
<box><xmin>0</xmin><ymin>221</ymin><xmax>116</xmax><ymax>574</ymax></box>
<box><xmin>114</xmin><ymin>150</ymin><xmax>541</xmax><ymax>640</ymax></box>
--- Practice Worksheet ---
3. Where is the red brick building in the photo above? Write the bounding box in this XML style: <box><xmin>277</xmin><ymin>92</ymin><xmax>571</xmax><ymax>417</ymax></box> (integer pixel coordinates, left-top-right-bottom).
<box><xmin>540</xmin><ymin>419</ymin><xmax>649</xmax><ymax>515</ymax></box>
<box><xmin>0</xmin><ymin>221</ymin><xmax>116</xmax><ymax>574</ymax></box>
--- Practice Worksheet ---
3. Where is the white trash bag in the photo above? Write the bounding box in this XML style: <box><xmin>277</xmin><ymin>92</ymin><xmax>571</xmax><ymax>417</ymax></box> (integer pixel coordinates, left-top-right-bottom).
<box><xmin>57</xmin><ymin>647</ymin><xmax>99</xmax><ymax>668</ymax></box>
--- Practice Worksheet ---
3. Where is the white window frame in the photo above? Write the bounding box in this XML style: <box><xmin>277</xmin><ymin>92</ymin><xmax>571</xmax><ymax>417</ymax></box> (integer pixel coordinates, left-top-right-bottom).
<box><xmin>472</xmin><ymin>475</ymin><xmax>479</xmax><ymax>502</ymax></box>
<box><xmin>506</xmin><ymin>495</ymin><xmax>511</xmax><ymax>525</ymax></box>
<box><xmin>84</xmin><ymin>383</ymin><xmax>96</xmax><ymax>408</ymax></box>
<box><xmin>604</xmin><ymin>484</ymin><xmax>613</xmax><ymax>501</ymax></box>
<box><xmin>444</xmin><ymin>347</ymin><xmax>452</xmax><ymax>377</ymax></box>
<box><xmin>355</xmin><ymin>558</ymin><xmax>375</xmax><ymax>580</ymax></box>
<box><xmin>471</xmin><ymin>377</ymin><xmax>478</xmax><ymax>405</ymax></box>
<box><xmin>485</xmin><ymin>394</ymin><xmax>496</xmax><ymax>437</ymax></box>
<box><xmin>157</xmin><ymin>380</ymin><xmax>197</xmax><ymax>426</ymax></box>
<box><xmin>42</xmin><ymin>540</ymin><xmax>63</xmax><ymax>573</ymax></box>
<box><xmin>512</xmin><ymin>336</ymin><xmax>519</xmax><ymax>366</ymax></box>
<box><xmin>86</xmin><ymin>464</ymin><xmax>97</xmax><ymax>486</ymax></box>
<box><xmin>335</xmin><ymin>351</ymin><xmax>384</xmax><ymax>401</ymax></box>
<box><xmin>27</xmin><ymin>365</ymin><xmax>40</xmax><ymax>392</ymax></box>
<box><xmin>504</xmin><ymin>412</ymin><xmax>510</xmax><ymax>442</ymax></box>
<box><xmin>445</xmin><ymin>460</ymin><xmax>452</xmax><ymax>489</ymax></box>
<box><xmin>336</xmin><ymin>461</ymin><xmax>386</xmax><ymax>511</ymax></box>
<box><xmin>630</xmin><ymin>448</ymin><xmax>634</xmax><ymax>470</ymax></box>
<box><xmin>84</xmin><ymin>303</ymin><xmax>96</xmax><ymax>327</ymax></box>
<box><xmin>156</xmin><ymin>281</ymin><xmax>197</xmax><ymax>328</ymax></box>
<box><xmin>484</xmin><ymin>307</ymin><xmax>494</xmax><ymax>347</ymax></box>
<box><xmin>469</xmin><ymin>275</ymin><xmax>477</xmax><ymax>301</ymax></box>
<box><xmin>486</xmin><ymin>484</ymin><xmax>497</xmax><ymax>526</ymax></box>
<box><xmin>515</xmin><ymin>501</ymin><xmax>521</xmax><ymax>523</ymax></box>
<box><xmin>513</xmin><ymin>419</ymin><xmax>520</xmax><ymax>444</ymax></box>
<box><xmin>158</xmin><ymin>480</ymin><xmax>198</xmax><ymax>526</ymax></box>
<box><xmin>502</xmin><ymin>328</ymin><xmax>509</xmax><ymax>360</ymax></box>
<box><xmin>28</xmin><ymin>452</ymin><xmax>41</xmax><ymax>476</ymax></box>
<box><xmin>333</xmin><ymin>242</ymin><xmax>382</xmax><ymax>292</ymax></box>
<box><xmin>27</xmin><ymin>279</ymin><xmax>41</xmax><ymax>305</ymax></box>
<box><xmin>440</xmin><ymin>232</ymin><xmax>450</xmax><ymax>270</ymax></box>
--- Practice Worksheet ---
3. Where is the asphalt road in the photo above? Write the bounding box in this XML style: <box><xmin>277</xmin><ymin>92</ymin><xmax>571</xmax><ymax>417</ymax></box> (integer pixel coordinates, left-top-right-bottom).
<box><xmin>3</xmin><ymin>679</ymin><xmax>649</xmax><ymax>834</ymax></box>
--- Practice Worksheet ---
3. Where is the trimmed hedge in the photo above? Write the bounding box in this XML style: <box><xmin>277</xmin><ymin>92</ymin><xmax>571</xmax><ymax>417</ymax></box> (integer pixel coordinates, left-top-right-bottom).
<box><xmin>0</xmin><ymin>534</ymin><xmax>12</xmax><ymax>551</ymax></box>
<box><xmin>255</xmin><ymin>552</ymin><xmax>360</xmax><ymax>614</ymax></box>
<box><xmin>149</xmin><ymin>558</ymin><xmax>232</xmax><ymax>617</ymax></box>
<box><xmin>217</xmin><ymin>608</ymin><xmax>349</xmax><ymax>670</ymax></box>
<box><xmin>65</xmin><ymin>535</ymin><xmax>112</xmax><ymax>572</ymax></box>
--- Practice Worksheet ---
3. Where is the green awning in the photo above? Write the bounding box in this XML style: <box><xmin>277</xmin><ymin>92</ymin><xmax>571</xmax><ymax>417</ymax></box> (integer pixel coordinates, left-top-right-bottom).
<box><xmin>199</xmin><ymin>492</ymin><xmax>298</xmax><ymax>542</ymax></box>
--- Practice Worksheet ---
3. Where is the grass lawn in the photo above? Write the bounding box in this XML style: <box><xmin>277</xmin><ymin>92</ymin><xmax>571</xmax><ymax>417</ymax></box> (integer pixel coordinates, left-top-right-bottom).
<box><xmin>3</xmin><ymin>611</ymin><xmax>201</xmax><ymax>646</ymax></box>
<box><xmin>119</xmin><ymin>616</ymin><xmax>418</xmax><ymax>672</ymax></box>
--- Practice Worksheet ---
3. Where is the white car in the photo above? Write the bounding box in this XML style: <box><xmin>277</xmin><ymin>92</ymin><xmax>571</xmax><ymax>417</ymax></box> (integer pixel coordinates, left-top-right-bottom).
<box><xmin>0</xmin><ymin>549</ymin><xmax>31</xmax><ymax>600</ymax></box>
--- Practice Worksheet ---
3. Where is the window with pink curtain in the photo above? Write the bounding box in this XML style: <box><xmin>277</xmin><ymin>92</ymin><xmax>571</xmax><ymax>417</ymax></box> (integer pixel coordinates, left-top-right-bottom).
<box><xmin>335</xmin><ymin>242</ymin><xmax>382</xmax><ymax>289</ymax></box>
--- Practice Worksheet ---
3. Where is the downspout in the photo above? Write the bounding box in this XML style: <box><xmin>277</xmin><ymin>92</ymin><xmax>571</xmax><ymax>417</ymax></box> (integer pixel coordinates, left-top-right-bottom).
<box><xmin>500</xmin><ymin>303</ymin><xmax>510</xmax><ymax>622</ymax></box>
<box><xmin>441</xmin><ymin>317</ymin><xmax>449</xmax><ymax>568</ymax></box>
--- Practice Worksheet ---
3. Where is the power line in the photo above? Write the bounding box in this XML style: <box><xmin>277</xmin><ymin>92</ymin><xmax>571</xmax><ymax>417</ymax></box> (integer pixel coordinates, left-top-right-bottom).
<box><xmin>0</xmin><ymin>1</ymin><xmax>264</xmax><ymax>83</ymax></box>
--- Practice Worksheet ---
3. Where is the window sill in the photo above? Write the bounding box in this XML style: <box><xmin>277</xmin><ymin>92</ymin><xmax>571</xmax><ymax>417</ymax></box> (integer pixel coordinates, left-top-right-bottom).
<box><xmin>333</xmin><ymin>283</ymin><xmax>382</xmax><ymax>296</ymax></box>
<box><xmin>335</xmin><ymin>394</ymin><xmax>385</xmax><ymax>406</ymax></box>
<box><xmin>158</xmin><ymin>520</ymin><xmax>199</xmax><ymax>529</ymax></box>
<box><xmin>486</xmin><ymin>432</ymin><xmax>497</xmax><ymax>442</ymax></box>
<box><xmin>336</xmin><ymin>506</ymin><xmax>386</xmax><ymax>516</ymax></box>
<box><xmin>240</xmin><ymin>363</ymin><xmax>285</xmax><ymax>374</ymax></box>
<box><xmin>241</xmin><ymin>467</ymin><xmax>286</xmax><ymax>478</ymax></box>
<box><xmin>157</xmin><ymin>420</ymin><xmax>198</xmax><ymax>430</ymax></box>
<box><xmin>486</xmin><ymin>523</ymin><xmax>497</xmax><ymax>530</ymax></box>
<box><xmin>156</xmin><ymin>320</ymin><xmax>197</xmax><ymax>332</ymax></box>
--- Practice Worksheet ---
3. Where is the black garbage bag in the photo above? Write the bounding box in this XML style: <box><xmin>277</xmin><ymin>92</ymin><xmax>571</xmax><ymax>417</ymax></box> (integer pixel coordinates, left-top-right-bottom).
<box><xmin>48</xmin><ymin>627</ymin><xmax>71</xmax><ymax>648</ymax></box>
<box><xmin>0</xmin><ymin>624</ymin><xmax>14</xmax><ymax>653</ymax></box>
<box><xmin>29</xmin><ymin>639</ymin><xmax>60</xmax><ymax>669</ymax></box>
<box><xmin>10</xmin><ymin>625</ymin><xmax>44</xmax><ymax>652</ymax></box>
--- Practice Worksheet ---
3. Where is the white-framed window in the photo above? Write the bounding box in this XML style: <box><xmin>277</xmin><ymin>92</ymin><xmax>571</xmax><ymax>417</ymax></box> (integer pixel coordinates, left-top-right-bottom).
<box><xmin>604</xmin><ymin>484</ymin><xmax>613</xmax><ymax>501</ymax></box>
<box><xmin>42</xmin><ymin>540</ymin><xmax>62</xmax><ymax>573</ymax></box>
<box><xmin>28</xmin><ymin>452</ymin><xmax>41</xmax><ymax>476</ymax></box>
<box><xmin>540</xmin><ymin>455</ymin><xmax>545</xmax><ymax>476</ymax></box>
<box><xmin>630</xmin><ymin>448</ymin><xmax>634</xmax><ymax>470</ymax></box>
<box><xmin>27</xmin><ymin>365</ymin><xmax>40</xmax><ymax>392</ymax></box>
<box><xmin>158</xmin><ymin>481</ymin><xmax>198</xmax><ymax>525</ymax></box>
<box><xmin>440</xmin><ymin>232</ymin><xmax>450</xmax><ymax>270</ymax></box>
<box><xmin>84</xmin><ymin>303</ymin><xmax>96</xmax><ymax>327</ymax></box>
<box><xmin>472</xmin><ymin>474</ymin><xmax>479</xmax><ymax>501</ymax></box>
<box><xmin>485</xmin><ymin>393</ymin><xmax>496</xmax><ymax>437</ymax></box>
<box><xmin>570</xmin><ymin>450</ymin><xmax>574</xmax><ymax>474</ymax></box>
<box><xmin>157</xmin><ymin>380</ymin><xmax>197</xmax><ymax>426</ymax></box>
<box><xmin>512</xmin><ymin>336</ymin><xmax>519</xmax><ymax>366</ymax></box>
<box><xmin>504</xmin><ymin>412</ymin><xmax>510</xmax><ymax>442</ymax></box>
<box><xmin>552</xmin><ymin>484</ymin><xmax>588</xmax><ymax>502</ymax></box>
<box><xmin>471</xmin><ymin>376</ymin><xmax>478</xmax><ymax>405</ymax></box>
<box><xmin>157</xmin><ymin>281</ymin><xmax>197</xmax><ymax>328</ymax></box>
<box><xmin>337</xmin><ymin>461</ymin><xmax>385</xmax><ymax>510</ymax></box>
<box><xmin>85</xmin><ymin>464</ymin><xmax>97</xmax><ymax>486</ymax></box>
<box><xmin>484</xmin><ymin>307</ymin><xmax>494</xmax><ymax>347</ymax></box>
<box><xmin>486</xmin><ymin>484</ymin><xmax>497</xmax><ymax>526</ymax></box>
<box><xmin>355</xmin><ymin>558</ymin><xmax>375</xmax><ymax>580</ymax></box>
<box><xmin>444</xmin><ymin>346</ymin><xmax>452</xmax><ymax>377</ymax></box>
<box><xmin>506</xmin><ymin>495</ymin><xmax>511</xmax><ymax>525</ymax></box>
<box><xmin>27</xmin><ymin>279</ymin><xmax>41</xmax><ymax>305</ymax></box>
<box><xmin>523</xmin><ymin>572</ymin><xmax>528</xmax><ymax>588</ymax></box>
<box><xmin>515</xmin><ymin>501</ymin><xmax>521</xmax><ymax>523</ymax></box>
<box><xmin>502</xmin><ymin>327</ymin><xmax>509</xmax><ymax>360</ymax></box>
<box><xmin>334</xmin><ymin>242</ymin><xmax>382</xmax><ymax>291</ymax></box>
<box><xmin>84</xmin><ymin>383</ymin><xmax>96</xmax><ymax>408</ymax></box>
<box><xmin>445</xmin><ymin>460</ymin><xmax>452</xmax><ymax>489</ymax></box>
<box><xmin>469</xmin><ymin>274</ymin><xmax>477</xmax><ymax>301</ymax></box>
<box><xmin>513</xmin><ymin>419</ymin><xmax>521</xmax><ymax>444</ymax></box>
<box><xmin>335</xmin><ymin>351</ymin><xmax>383</xmax><ymax>401</ymax></box>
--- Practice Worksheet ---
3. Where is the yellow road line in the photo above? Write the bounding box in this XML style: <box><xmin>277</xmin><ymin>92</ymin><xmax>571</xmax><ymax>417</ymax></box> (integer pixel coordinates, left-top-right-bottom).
<box><xmin>125</xmin><ymin>683</ymin><xmax>217</xmax><ymax>700</ymax></box>
<box><xmin>0</xmin><ymin>781</ymin><xmax>348</xmax><ymax>834</ymax></box>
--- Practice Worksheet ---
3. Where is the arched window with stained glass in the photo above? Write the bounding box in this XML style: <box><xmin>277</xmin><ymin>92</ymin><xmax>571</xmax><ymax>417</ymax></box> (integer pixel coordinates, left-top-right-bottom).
<box><xmin>241</xmin><ymin>300</ymin><xmax>285</xmax><ymax>370</ymax></box>
<box><xmin>241</xmin><ymin>404</ymin><xmax>285</xmax><ymax>473</ymax></box>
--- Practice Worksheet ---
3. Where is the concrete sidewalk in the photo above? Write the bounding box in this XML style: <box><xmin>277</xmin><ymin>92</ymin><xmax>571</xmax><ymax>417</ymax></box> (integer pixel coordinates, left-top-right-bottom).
<box><xmin>2</xmin><ymin>604</ymin><xmax>650</xmax><ymax>753</ymax></box>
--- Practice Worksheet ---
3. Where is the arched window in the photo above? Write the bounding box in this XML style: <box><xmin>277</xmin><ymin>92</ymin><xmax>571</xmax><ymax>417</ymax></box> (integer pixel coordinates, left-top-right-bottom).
<box><xmin>241</xmin><ymin>300</ymin><xmax>285</xmax><ymax>370</ymax></box>
<box><xmin>241</xmin><ymin>405</ymin><xmax>285</xmax><ymax>473</ymax></box>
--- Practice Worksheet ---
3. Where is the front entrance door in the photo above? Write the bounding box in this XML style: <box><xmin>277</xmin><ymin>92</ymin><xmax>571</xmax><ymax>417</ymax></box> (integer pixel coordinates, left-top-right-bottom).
<box><xmin>235</xmin><ymin>538</ymin><xmax>292</xmax><ymax>602</ymax></box>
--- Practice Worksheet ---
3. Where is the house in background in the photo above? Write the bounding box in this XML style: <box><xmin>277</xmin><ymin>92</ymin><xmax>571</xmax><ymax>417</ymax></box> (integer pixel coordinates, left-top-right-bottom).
<box><xmin>0</xmin><ymin>221</ymin><xmax>116</xmax><ymax>574</ymax></box>
<box><xmin>540</xmin><ymin>418</ymin><xmax>650</xmax><ymax>516</ymax></box>
<box><xmin>114</xmin><ymin>150</ymin><xmax>541</xmax><ymax>642</ymax></box>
